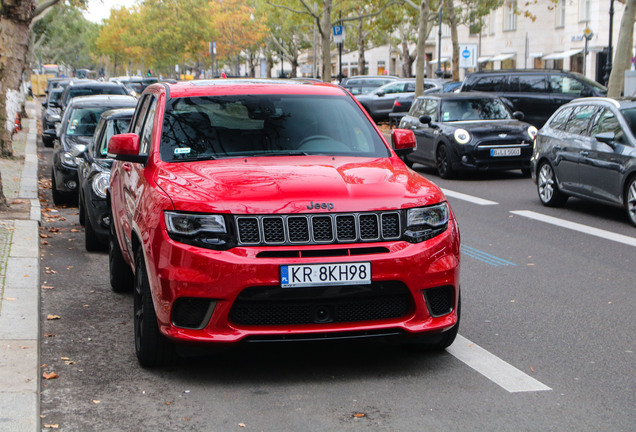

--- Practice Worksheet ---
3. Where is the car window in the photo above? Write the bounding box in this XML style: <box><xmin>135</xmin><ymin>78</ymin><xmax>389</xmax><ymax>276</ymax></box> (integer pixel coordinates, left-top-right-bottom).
<box><xmin>619</xmin><ymin>107</ymin><xmax>636</xmax><ymax>139</ymax></box>
<box><xmin>469</xmin><ymin>75</ymin><xmax>507</xmax><ymax>92</ymax></box>
<box><xmin>550</xmin><ymin>75</ymin><xmax>585</xmax><ymax>95</ymax></box>
<box><xmin>440</xmin><ymin>98</ymin><xmax>510</xmax><ymax>122</ymax></box>
<box><xmin>409</xmin><ymin>98</ymin><xmax>425</xmax><ymax>117</ymax></box>
<box><xmin>65</xmin><ymin>107</ymin><xmax>103</xmax><ymax>136</ymax></box>
<box><xmin>131</xmin><ymin>95</ymin><xmax>152</xmax><ymax>135</ymax></box>
<box><xmin>510</xmin><ymin>75</ymin><xmax>547</xmax><ymax>92</ymax></box>
<box><xmin>424</xmin><ymin>99</ymin><xmax>438</xmax><ymax>121</ymax></box>
<box><xmin>382</xmin><ymin>83</ymin><xmax>403</xmax><ymax>94</ymax></box>
<box><xmin>564</xmin><ymin>105</ymin><xmax>597</xmax><ymax>135</ymax></box>
<box><xmin>139</xmin><ymin>98</ymin><xmax>157</xmax><ymax>154</ymax></box>
<box><xmin>98</xmin><ymin>117</ymin><xmax>132</xmax><ymax>157</ymax></box>
<box><xmin>590</xmin><ymin>109</ymin><xmax>621</xmax><ymax>137</ymax></box>
<box><xmin>548</xmin><ymin>106</ymin><xmax>573</xmax><ymax>131</ymax></box>
<box><xmin>159</xmin><ymin>94</ymin><xmax>389</xmax><ymax>161</ymax></box>
<box><xmin>406</xmin><ymin>82</ymin><xmax>416</xmax><ymax>92</ymax></box>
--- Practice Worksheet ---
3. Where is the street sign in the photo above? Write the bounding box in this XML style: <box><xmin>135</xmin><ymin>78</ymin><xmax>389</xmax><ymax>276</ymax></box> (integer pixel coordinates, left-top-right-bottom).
<box><xmin>459</xmin><ymin>44</ymin><xmax>478</xmax><ymax>69</ymax></box>
<box><xmin>333</xmin><ymin>25</ymin><xmax>345</xmax><ymax>43</ymax></box>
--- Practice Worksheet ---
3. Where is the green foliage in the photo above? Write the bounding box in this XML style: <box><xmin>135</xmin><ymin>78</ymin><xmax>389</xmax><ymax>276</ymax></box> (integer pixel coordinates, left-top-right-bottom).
<box><xmin>32</xmin><ymin>4</ymin><xmax>100</xmax><ymax>69</ymax></box>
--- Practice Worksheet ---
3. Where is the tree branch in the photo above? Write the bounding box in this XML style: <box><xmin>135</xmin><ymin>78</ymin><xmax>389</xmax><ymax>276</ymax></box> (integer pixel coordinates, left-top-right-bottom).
<box><xmin>34</xmin><ymin>0</ymin><xmax>61</xmax><ymax>20</ymax></box>
<box><xmin>337</xmin><ymin>1</ymin><xmax>403</xmax><ymax>25</ymax></box>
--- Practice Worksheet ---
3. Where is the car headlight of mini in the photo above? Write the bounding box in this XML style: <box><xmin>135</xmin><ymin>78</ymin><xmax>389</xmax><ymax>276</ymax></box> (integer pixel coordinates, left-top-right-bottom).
<box><xmin>453</xmin><ymin>128</ymin><xmax>471</xmax><ymax>144</ymax></box>
<box><xmin>61</xmin><ymin>151</ymin><xmax>78</xmax><ymax>167</ymax></box>
<box><xmin>404</xmin><ymin>203</ymin><xmax>449</xmax><ymax>243</ymax></box>
<box><xmin>91</xmin><ymin>172</ymin><xmax>110</xmax><ymax>199</ymax></box>
<box><xmin>164</xmin><ymin>211</ymin><xmax>233</xmax><ymax>250</ymax></box>
<box><xmin>527</xmin><ymin>126</ymin><xmax>538</xmax><ymax>140</ymax></box>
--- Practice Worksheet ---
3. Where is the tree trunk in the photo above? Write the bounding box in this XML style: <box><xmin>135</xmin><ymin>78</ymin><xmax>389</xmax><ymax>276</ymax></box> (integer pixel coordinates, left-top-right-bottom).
<box><xmin>0</xmin><ymin>0</ymin><xmax>36</xmax><ymax>210</ymax></box>
<box><xmin>607</xmin><ymin>0</ymin><xmax>636</xmax><ymax>97</ymax></box>
<box><xmin>446</xmin><ymin>0</ymin><xmax>460</xmax><ymax>81</ymax></box>
<box><xmin>357</xmin><ymin>19</ymin><xmax>366</xmax><ymax>76</ymax></box>
<box><xmin>320</xmin><ymin>0</ymin><xmax>333</xmax><ymax>82</ymax></box>
<box><xmin>414</xmin><ymin>0</ymin><xmax>431</xmax><ymax>96</ymax></box>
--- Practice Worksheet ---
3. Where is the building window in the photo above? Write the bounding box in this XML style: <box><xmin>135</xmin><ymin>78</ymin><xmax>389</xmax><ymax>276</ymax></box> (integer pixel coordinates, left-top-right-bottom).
<box><xmin>489</xmin><ymin>10</ymin><xmax>496</xmax><ymax>35</ymax></box>
<box><xmin>504</xmin><ymin>1</ymin><xmax>517</xmax><ymax>31</ymax></box>
<box><xmin>556</xmin><ymin>0</ymin><xmax>565</xmax><ymax>28</ymax></box>
<box><xmin>579</xmin><ymin>0</ymin><xmax>590</xmax><ymax>22</ymax></box>
<box><xmin>442</xmin><ymin>23</ymin><xmax>451</xmax><ymax>37</ymax></box>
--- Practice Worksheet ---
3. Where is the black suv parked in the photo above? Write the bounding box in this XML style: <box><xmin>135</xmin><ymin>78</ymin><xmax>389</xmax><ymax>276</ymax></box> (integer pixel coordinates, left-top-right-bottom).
<box><xmin>460</xmin><ymin>70</ymin><xmax>606</xmax><ymax>127</ymax></box>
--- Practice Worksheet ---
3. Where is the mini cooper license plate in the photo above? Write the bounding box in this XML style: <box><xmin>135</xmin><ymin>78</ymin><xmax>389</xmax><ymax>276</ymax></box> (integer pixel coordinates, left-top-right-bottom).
<box><xmin>280</xmin><ymin>262</ymin><xmax>371</xmax><ymax>288</ymax></box>
<box><xmin>491</xmin><ymin>147</ymin><xmax>521</xmax><ymax>157</ymax></box>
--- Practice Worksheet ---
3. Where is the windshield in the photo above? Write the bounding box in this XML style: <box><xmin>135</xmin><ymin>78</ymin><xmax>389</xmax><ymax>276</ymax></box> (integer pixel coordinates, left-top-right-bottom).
<box><xmin>440</xmin><ymin>98</ymin><xmax>511</xmax><ymax>122</ymax></box>
<box><xmin>66</xmin><ymin>107</ymin><xmax>108</xmax><ymax>136</ymax></box>
<box><xmin>620</xmin><ymin>107</ymin><xmax>636</xmax><ymax>138</ymax></box>
<box><xmin>65</xmin><ymin>87</ymin><xmax>127</xmax><ymax>104</ymax></box>
<box><xmin>160</xmin><ymin>94</ymin><xmax>390</xmax><ymax>162</ymax></box>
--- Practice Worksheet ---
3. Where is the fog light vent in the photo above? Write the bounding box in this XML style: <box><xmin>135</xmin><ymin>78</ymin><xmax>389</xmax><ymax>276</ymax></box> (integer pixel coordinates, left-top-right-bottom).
<box><xmin>423</xmin><ymin>286</ymin><xmax>454</xmax><ymax>317</ymax></box>
<box><xmin>172</xmin><ymin>298</ymin><xmax>216</xmax><ymax>329</ymax></box>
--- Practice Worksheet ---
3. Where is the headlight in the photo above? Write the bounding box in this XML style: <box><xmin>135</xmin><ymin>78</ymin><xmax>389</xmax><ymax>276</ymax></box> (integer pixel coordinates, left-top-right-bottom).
<box><xmin>453</xmin><ymin>128</ymin><xmax>471</xmax><ymax>144</ymax></box>
<box><xmin>527</xmin><ymin>126</ymin><xmax>538</xmax><ymax>140</ymax></box>
<box><xmin>404</xmin><ymin>203</ymin><xmax>449</xmax><ymax>243</ymax></box>
<box><xmin>165</xmin><ymin>212</ymin><xmax>226</xmax><ymax>235</ymax></box>
<box><xmin>91</xmin><ymin>172</ymin><xmax>110</xmax><ymax>199</ymax></box>
<box><xmin>61</xmin><ymin>151</ymin><xmax>77</xmax><ymax>167</ymax></box>
<box><xmin>164</xmin><ymin>211</ymin><xmax>233</xmax><ymax>250</ymax></box>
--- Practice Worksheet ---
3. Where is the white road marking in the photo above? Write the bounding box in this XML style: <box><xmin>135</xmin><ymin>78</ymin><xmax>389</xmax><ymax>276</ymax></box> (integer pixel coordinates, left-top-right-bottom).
<box><xmin>447</xmin><ymin>335</ymin><xmax>552</xmax><ymax>393</ymax></box>
<box><xmin>441</xmin><ymin>188</ymin><xmax>499</xmax><ymax>206</ymax></box>
<box><xmin>511</xmin><ymin>210</ymin><xmax>636</xmax><ymax>247</ymax></box>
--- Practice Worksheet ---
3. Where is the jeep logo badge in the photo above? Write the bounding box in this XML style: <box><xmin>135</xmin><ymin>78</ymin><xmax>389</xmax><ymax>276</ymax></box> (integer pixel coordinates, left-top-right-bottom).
<box><xmin>307</xmin><ymin>201</ymin><xmax>334</xmax><ymax>211</ymax></box>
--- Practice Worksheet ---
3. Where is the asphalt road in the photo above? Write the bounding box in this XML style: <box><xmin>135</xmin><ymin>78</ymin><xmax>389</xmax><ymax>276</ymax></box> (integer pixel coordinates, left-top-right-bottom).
<box><xmin>38</xmin><ymin>144</ymin><xmax>635</xmax><ymax>431</ymax></box>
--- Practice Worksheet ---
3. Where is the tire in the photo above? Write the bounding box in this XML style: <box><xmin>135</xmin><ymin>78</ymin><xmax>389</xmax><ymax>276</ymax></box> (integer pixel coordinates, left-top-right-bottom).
<box><xmin>78</xmin><ymin>191</ymin><xmax>86</xmax><ymax>226</ymax></box>
<box><xmin>109</xmin><ymin>213</ymin><xmax>134</xmax><ymax>293</ymax></box>
<box><xmin>625</xmin><ymin>176</ymin><xmax>636</xmax><ymax>227</ymax></box>
<box><xmin>51</xmin><ymin>168</ymin><xmax>66</xmax><ymax>206</ymax></box>
<box><xmin>84</xmin><ymin>217</ymin><xmax>104</xmax><ymax>252</ymax></box>
<box><xmin>436</xmin><ymin>144</ymin><xmax>454</xmax><ymax>179</ymax></box>
<box><xmin>401</xmin><ymin>155</ymin><xmax>414</xmax><ymax>168</ymax></box>
<box><xmin>134</xmin><ymin>246</ymin><xmax>178</xmax><ymax>367</ymax></box>
<box><xmin>404</xmin><ymin>292</ymin><xmax>461</xmax><ymax>352</ymax></box>
<box><xmin>537</xmin><ymin>162</ymin><xmax>567</xmax><ymax>207</ymax></box>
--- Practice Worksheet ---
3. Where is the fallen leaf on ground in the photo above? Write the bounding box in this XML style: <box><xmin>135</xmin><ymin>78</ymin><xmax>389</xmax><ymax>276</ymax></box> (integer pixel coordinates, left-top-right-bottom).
<box><xmin>353</xmin><ymin>413</ymin><xmax>366</xmax><ymax>418</ymax></box>
<box><xmin>4</xmin><ymin>297</ymin><xmax>16</xmax><ymax>301</ymax></box>
<box><xmin>46</xmin><ymin>315</ymin><xmax>61</xmax><ymax>320</ymax></box>
<box><xmin>43</xmin><ymin>372</ymin><xmax>58</xmax><ymax>380</ymax></box>
<box><xmin>238</xmin><ymin>423</ymin><xmax>246</xmax><ymax>428</ymax></box>
<box><xmin>43</xmin><ymin>424</ymin><xmax>59</xmax><ymax>429</ymax></box>
<box><xmin>92</xmin><ymin>400</ymin><xmax>100</xmax><ymax>404</ymax></box>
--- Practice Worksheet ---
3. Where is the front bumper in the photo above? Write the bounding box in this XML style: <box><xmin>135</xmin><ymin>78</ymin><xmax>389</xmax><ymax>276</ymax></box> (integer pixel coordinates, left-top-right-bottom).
<box><xmin>450</xmin><ymin>140</ymin><xmax>533</xmax><ymax>172</ymax></box>
<box><xmin>142</xmin><ymin>218</ymin><xmax>461</xmax><ymax>345</ymax></box>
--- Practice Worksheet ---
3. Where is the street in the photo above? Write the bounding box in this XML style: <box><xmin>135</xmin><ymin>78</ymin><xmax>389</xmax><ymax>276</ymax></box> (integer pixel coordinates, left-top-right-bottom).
<box><xmin>38</xmin><ymin>145</ymin><xmax>635</xmax><ymax>431</ymax></box>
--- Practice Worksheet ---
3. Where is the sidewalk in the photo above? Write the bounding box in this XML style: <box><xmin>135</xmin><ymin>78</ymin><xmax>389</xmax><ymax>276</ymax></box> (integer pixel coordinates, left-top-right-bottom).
<box><xmin>0</xmin><ymin>100</ymin><xmax>41</xmax><ymax>432</ymax></box>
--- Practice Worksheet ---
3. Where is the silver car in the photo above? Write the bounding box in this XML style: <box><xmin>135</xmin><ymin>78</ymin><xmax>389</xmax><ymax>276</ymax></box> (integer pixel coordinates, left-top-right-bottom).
<box><xmin>531</xmin><ymin>97</ymin><xmax>636</xmax><ymax>226</ymax></box>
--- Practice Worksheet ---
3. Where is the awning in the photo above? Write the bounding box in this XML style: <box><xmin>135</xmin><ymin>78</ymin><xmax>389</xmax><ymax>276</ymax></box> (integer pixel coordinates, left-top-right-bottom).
<box><xmin>490</xmin><ymin>53</ymin><xmax>516</xmax><ymax>62</ymax></box>
<box><xmin>429</xmin><ymin>57</ymin><xmax>450</xmax><ymax>64</ymax></box>
<box><xmin>529</xmin><ymin>52</ymin><xmax>544</xmax><ymax>58</ymax></box>
<box><xmin>478</xmin><ymin>56</ymin><xmax>492</xmax><ymax>63</ymax></box>
<box><xmin>542</xmin><ymin>49</ymin><xmax>583</xmax><ymax>60</ymax></box>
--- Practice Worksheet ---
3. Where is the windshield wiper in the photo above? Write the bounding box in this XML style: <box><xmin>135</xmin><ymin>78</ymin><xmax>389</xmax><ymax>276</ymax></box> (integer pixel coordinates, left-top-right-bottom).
<box><xmin>245</xmin><ymin>151</ymin><xmax>310</xmax><ymax>157</ymax></box>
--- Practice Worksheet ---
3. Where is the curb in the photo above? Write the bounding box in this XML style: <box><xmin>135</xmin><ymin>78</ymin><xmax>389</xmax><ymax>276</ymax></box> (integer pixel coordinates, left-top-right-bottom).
<box><xmin>0</xmin><ymin>101</ymin><xmax>41</xmax><ymax>432</ymax></box>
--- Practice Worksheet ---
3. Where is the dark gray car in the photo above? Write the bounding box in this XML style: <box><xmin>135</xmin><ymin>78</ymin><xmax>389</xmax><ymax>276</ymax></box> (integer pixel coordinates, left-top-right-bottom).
<box><xmin>531</xmin><ymin>97</ymin><xmax>636</xmax><ymax>226</ymax></box>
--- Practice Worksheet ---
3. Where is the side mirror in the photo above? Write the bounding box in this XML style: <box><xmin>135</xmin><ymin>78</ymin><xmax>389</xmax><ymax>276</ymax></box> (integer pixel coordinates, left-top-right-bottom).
<box><xmin>580</xmin><ymin>88</ymin><xmax>593</xmax><ymax>97</ymax></box>
<box><xmin>49</xmin><ymin>101</ymin><xmax>59</xmax><ymax>108</ymax></box>
<box><xmin>108</xmin><ymin>133</ymin><xmax>148</xmax><ymax>164</ymax></box>
<box><xmin>71</xmin><ymin>144</ymin><xmax>87</xmax><ymax>157</ymax></box>
<box><xmin>43</xmin><ymin>129</ymin><xmax>58</xmax><ymax>140</ymax></box>
<box><xmin>512</xmin><ymin>111</ymin><xmax>525</xmax><ymax>120</ymax></box>
<box><xmin>41</xmin><ymin>101</ymin><xmax>47</xmax><ymax>108</ymax></box>
<box><xmin>419</xmin><ymin>115</ymin><xmax>432</xmax><ymax>125</ymax></box>
<box><xmin>391</xmin><ymin>129</ymin><xmax>416</xmax><ymax>157</ymax></box>
<box><xmin>375</xmin><ymin>90</ymin><xmax>385</xmax><ymax>97</ymax></box>
<box><xmin>595</xmin><ymin>131</ymin><xmax>616</xmax><ymax>148</ymax></box>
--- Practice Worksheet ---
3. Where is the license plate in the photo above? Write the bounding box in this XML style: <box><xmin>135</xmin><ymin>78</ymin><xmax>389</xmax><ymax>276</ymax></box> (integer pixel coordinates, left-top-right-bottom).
<box><xmin>280</xmin><ymin>262</ymin><xmax>371</xmax><ymax>288</ymax></box>
<box><xmin>491</xmin><ymin>147</ymin><xmax>521</xmax><ymax>157</ymax></box>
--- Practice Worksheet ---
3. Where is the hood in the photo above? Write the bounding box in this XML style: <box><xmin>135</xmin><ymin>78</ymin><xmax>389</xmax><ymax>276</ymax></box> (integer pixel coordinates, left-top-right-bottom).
<box><xmin>154</xmin><ymin>156</ymin><xmax>446</xmax><ymax>214</ymax></box>
<box><xmin>61</xmin><ymin>134</ymin><xmax>92</xmax><ymax>150</ymax></box>
<box><xmin>450</xmin><ymin>119</ymin><xmax>530</xmax><ymax>134</ymax></box>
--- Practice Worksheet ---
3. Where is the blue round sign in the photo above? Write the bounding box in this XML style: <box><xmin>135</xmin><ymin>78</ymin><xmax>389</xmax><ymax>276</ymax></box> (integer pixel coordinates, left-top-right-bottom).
<box><xmin>462</xmin><ymin>49</ymin><xmax>471</xmax><ymax>58</ymax></box>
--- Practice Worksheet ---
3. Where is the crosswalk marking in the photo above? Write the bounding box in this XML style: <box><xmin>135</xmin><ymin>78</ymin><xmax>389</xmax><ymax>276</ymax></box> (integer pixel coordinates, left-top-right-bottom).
<box><xmin>448</xmin><ymin>335</ymin><xmax>552</xmax><ymax>393</ymax></box>
<box><xmin>511</xmin><ymin>210</ymin><xmax>636</xmax><ymax>247</ymax></box>
<box><xmin>441</xmin><ymin>188</ymin><xmax>499</xmax><ymax>206</ymax></box>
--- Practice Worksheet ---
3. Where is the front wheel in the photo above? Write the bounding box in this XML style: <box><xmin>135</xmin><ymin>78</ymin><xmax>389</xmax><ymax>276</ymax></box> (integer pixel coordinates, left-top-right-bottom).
<box><xmin>537</xmin><ymin>162</ymin><xmax>567</xmax><ymax>207</ymax></box>
<box><xmin>134</xmin><ymin>246</ymin><xmax>178</xmax><ymax>367</ymax></box>
<box><xmin>436</xmin><ymin>144</ymin><xmax>454</xmax><ymax>179</ymax></box>
<box><xmin>625</xmin><ymin>176</ymin><xmax>636</xmax><ymax>227</ymax></box>
<box><xmin>109</xmin><ymin>212</ymin><xmax>134</xmax><ymax>293</ymax></box>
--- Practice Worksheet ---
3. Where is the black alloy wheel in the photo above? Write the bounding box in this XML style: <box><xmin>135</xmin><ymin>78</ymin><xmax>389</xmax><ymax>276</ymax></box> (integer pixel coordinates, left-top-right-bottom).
<box><xmin>625</xmin><ymin>176</ymin><xmax>636</xmax><ymax>227</ymax></box>
<box><xmin>436</xmin><ymin>144</ymin><xmax>454</xmax><ymax>179</ymax></box>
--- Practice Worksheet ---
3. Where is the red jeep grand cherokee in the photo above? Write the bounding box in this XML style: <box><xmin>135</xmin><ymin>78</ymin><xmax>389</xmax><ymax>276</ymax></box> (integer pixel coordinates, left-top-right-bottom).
<box><xmin>107</xmin><ymin>80</ymin><xmax>461</xmax><ymax>366</ymax></box>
